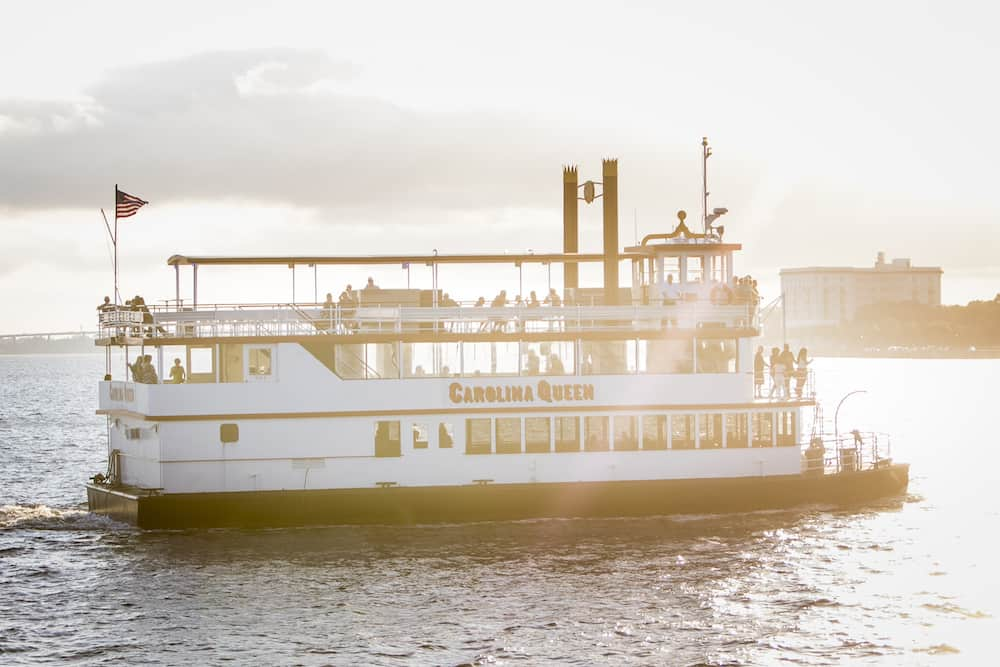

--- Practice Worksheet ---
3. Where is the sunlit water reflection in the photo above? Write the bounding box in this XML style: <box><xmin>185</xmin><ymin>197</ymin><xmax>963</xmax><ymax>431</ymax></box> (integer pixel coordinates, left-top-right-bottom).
<box><xmin>1</xmin><ymin>354</ymin><xmax>997</xmax><ymax>664</ymax></box>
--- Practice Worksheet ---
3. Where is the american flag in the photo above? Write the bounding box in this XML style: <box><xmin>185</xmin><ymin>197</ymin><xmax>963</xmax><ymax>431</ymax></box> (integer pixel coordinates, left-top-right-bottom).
<box><xmin>116</xmin><ymin>188</ymin><xmax>148</xmax><ymax>219</ymax></box>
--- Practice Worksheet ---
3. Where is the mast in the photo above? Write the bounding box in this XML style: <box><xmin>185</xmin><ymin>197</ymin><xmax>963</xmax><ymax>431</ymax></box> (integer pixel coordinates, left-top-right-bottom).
<box><xmin>701</xmin><ymin>137</ymin><xmax>712</xmax><ymax>234</ymax></box>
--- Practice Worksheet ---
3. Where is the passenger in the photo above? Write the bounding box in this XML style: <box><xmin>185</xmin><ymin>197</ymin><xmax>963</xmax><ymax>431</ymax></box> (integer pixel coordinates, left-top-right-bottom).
<box><xmin>168</xmin><ymin>358</ymin><xmax>186</xmax><ymax>384</ymax></box>
<box><xmin>753</xmin><ymin>345</ymin><xmax>766</xmax><ymax>398</ymax></box>
<box><xmin>144</xmin><ymin>354</ymin><xmax>158</xmax><ymax>384</ymax></box>
<box><xmin>794</xmin><ymin>347</ymin><xmax>810</xmax><ymax>397</ymax></box>
<box><xmin>548</xmin><ymin>353</ymin><xmax>565</xmax><ymax>375</ymax></box>
<box><xmin>490</xmin><ymin>290</ymin><xmax>507</xmax><ymax>331</ymax></box>
<box><xmin>441</xmin><ymin>365</ymin><xmax>452</xmax><ymax>376</ymax></box>
<box><xmin>526</xmin><ymin>349</ymin><xmax>541</xmax><ymax>375</ymax></box>
<box><xmin>128</xmin><ymin>355</ymin><xmax>144</xmax><ymax>382</ymax></box>
<box><xmin>768</xmin><ymin>347</ymin><xmax>782</xmax><ymax>399</ymax></box>
<box><xmin>364</xmin><ymin>276</ymin><xmax>380</xmax><ymax>290</ymax></box>
<box><xmin>528</xmin><ymin>291</ymin><xmax>540</xmax><ymax>308</ymax></box>
<box><xmin>339</xmin><ymin>284</ymin><xmax>357</xmax><ymax>332</ymax></box>
<box><xmin>97</xmin><ymin>295</ymin><xmax>113</xmax><ymax>312</ymax></box>
<box><xmin>320</xmin><ymin>292</ymin><xmax>335</xmax><ymax>330</ymax></box>
<box><xmin>779</xmin><ymin>344</ymin><xmax>796</xmax><ymax>397</ymax></box>
<box><xmin>543</xmin><ymin>288</ymin><xmax>561</xmax><ymax>307</ymax></box>
<box><xmin>662</xmin><ymin>274</ymin><xmax>679</xmax><ymax>305</ymax></box>
<box><xmin>413</xmin><ymin>365</ymin><xmax>426</xmax><ymax>377</ymax></box>
<box><xmin>134</xmin><ymin>295</ymin><xmax>153</xmax><ymax>337</ymax></box>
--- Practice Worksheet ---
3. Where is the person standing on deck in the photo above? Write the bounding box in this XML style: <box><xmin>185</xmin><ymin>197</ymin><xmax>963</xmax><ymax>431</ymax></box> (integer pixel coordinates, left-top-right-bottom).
<box><xmin>779</xmin><ymin>344</ymin><xmax>796</xmax><ymax>398</ymax></box>
<box><xmin>754</xmin><ymin>346</ymin><xmax>766</xmax><ymax>398</ymax></box>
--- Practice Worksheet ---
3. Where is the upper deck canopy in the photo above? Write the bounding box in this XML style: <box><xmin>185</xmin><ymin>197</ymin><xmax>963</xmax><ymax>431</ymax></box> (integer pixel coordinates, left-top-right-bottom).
<box><xmin>166</xmin><ymin>252</ymin><xmax>632</xmax><ymax>267</ymax></box>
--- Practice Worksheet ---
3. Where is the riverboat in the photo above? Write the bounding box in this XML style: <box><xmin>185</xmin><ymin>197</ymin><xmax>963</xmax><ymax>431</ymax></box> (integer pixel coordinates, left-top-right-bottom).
<box><xmin>87</xmin><ymin>153</ymin><xmax>909</xmax><ymax>528</ymax></box>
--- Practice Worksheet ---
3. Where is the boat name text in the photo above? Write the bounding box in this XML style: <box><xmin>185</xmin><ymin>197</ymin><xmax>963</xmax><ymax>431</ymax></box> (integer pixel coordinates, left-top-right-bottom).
<box><xmin>448</xmin><ymin>380</ymin><xmax>595</xmax><ymax>404</ymax></box>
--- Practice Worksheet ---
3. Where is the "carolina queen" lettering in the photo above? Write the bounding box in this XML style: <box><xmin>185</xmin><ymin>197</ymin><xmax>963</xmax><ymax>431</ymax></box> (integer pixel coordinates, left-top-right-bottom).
<box><xmin>448</xmin><ymin>380</ymin><xmax>595</xmax><ymax>404</ymax></box>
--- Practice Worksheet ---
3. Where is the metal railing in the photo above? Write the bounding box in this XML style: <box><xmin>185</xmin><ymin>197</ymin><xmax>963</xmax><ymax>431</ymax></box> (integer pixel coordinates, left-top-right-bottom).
<box><xmin>98</xmin><ymin>300</ymin><xmax>760</xmax><ymax>340</ymax></box>
<box><xmin>800</xmin><ymin>431</ymin><xmax>892</xmax><ymax>475</ymax></box>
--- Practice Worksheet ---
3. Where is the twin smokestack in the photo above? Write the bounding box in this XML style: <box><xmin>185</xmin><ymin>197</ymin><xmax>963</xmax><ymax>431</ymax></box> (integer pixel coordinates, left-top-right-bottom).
<box><xmin>562</xmin><ymin>159</ymin><xmax>619</xmax><ymax>305</ymax></box>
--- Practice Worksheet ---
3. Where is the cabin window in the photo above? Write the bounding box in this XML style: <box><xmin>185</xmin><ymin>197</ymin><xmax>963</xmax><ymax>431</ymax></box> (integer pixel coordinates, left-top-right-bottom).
<box><xmin>640</xmin><ymin>339</ymin><xmax>694</xmax><ymax>374</ymax></box>
<box><xmin>672</xmin><ymin>414</ymin><xmax>695</xmax><ymax>449</ymax></box>
<box><xmin>495</xmin><ymin>418</ymin><xmax>521</xmax><ymax>454</ymax></box>
<box><xmin>466</xmin><ymin>418</ymin><xmax>492</xmax><ymax>455</ymax></box>
<box><xmin>581</xmin><ymin>340</ymin><xmax>633</xmax><ymax>375</ymax></box>
<box><xmin>162</xmin><ymin>345</ymin><xmax>188</xmax><ymax>384</ymax></box>
<box><xmin>642</xmin><ymin>415</ymin><xmax>667</xmax><ymax>450</ymax></box>
<box><xmin>186</xmin><ymin>345</ymin><xmax>216</xmax><ymax>383</ymax></box>
<box><xmin>248</xmin><ymin>346</ymin><xmax>273</xmax><ymax>378</ymax></box>
<box><xmin>438</xmin><ymin>422</ymin><xmax>454</xmax><ymax>448</ymax></box>
<box><xmin>463</xmin><ymin>342</ymin><xmax>519</xmax><ymax>377</ymax></box>
<box><xmin>220</xmin><ymin>344</ymin><xmax>243</xmax><ymax>383</ymax></box>
<box><xmin>584</xmin><ymin>416</ymin><xmax>610</xmax><ymax>451</ymax></box>
<box><xmin>698</xmin><ymin>414</ymin><xmax>723</xmax><ymax>449</ymax></box>
<box><xmin>695</xmin><ymin>339</ymin><xmax>737</xmax><ymax>373</ymax></box>
<box><xmin>555</xmin><ymin>416</ymin><xmax>580</xmax><ymax>452</ymax></box>
<box><xmin>752</xmin><ymin>412</ymin><xmax>774</xmax><ymax>448</ymax></box>
<box><xmin>365</xmin><ymin>343</ymin><xmax>399</xmax><ymax>379</ymax></box>
<box><xmin>525</xmin><ymin>417</ymin><xmax>551</xmax><ymax>453</ymax></box>
<box><xmin>521</xmin><ymin>341</ymin><xmax>575</xmax><ymax>376</ymax></box>
<box><xmin>726</xmin><ymin>413</ymin><xmax>749</xmax><ymax>448</ymax></box>
<box><xmin>374</xmin><ymin>420</ymin><xmax>401</xmax><ymax>457</ymax></box>
<box><xmin>334</xmin><ymin>344</ymin><xmax>368</xmax><ymax>379</ymax></box>
<box><xmin>412</xmin><ymin>423</ymin><xmax>429</xmax><ymax>449</ymax></box>
<box><xmin>402</xmin><ymin>342</ymin><xmax>435</xmax><ymax>378</ymax></box>
<box><xmin>777</xmin><ymin>411</ymin><xmax>797</xmax><ymax>447</ymax></box>
<box><xmin>613</xmin><ymin>416</ymin><xmax>638</xmax><ymax>451</ymax></box>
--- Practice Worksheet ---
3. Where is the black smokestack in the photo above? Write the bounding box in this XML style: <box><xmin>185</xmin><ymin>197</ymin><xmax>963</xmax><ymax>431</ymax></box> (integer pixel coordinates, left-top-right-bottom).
<box><xmin>602</xmin><ymin>158</ymin><xmax>619</xmax><ymax>304</ymax></box>
<box><xmin>562</xmin><ymin>165</ymin><xmax>579</xmax><ymax>291</ymax></box>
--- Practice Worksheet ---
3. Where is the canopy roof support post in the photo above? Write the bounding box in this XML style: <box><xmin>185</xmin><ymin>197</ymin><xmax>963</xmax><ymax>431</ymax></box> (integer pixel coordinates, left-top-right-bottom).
<box><xmin>193</xmin><ymin>264</ymin><xmax>198</xmax><ymax>308</ymax></box>
<box><xmin>174</xmin><ymin>264</ymin><xmax>180</xmax><ymax>306</ymax></box>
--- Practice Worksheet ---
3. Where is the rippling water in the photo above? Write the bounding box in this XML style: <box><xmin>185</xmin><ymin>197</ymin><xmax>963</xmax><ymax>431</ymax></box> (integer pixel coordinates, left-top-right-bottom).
<box><xmin>1</xmin><ymin>354</ymin><xmax>997</xmax><ymax>665</ymax></box>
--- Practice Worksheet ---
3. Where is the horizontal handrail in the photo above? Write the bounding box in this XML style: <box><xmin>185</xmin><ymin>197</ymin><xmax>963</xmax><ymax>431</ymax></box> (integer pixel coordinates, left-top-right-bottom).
<box><xmin>801</xmin><ymin>430</ymin><xmax>891</xmax><ymax>475</ymax></box>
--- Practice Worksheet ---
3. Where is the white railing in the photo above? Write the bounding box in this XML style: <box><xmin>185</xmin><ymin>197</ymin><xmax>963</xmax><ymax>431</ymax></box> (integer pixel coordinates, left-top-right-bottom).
<box><xmin>801</xmin><ymin>431</ymin><xmax>892</xmax><ymax>475</ymax></box>
<box><xmin>98</xmin><ymin>300</ymin><xmax>760</xmax><ymax>340</ymax></box>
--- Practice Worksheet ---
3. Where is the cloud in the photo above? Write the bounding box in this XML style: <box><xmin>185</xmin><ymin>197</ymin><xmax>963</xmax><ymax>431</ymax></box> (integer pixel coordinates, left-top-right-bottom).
<box><xmin>0</xmin><ymin>48</ymin><xmax>617</xmax><ymax>214</ymax></box>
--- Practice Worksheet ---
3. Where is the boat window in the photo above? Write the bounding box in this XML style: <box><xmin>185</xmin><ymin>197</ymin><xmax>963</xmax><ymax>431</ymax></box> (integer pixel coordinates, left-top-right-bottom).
<box><xmin>521</xmin><ymin>341</ymin><xmax>575</xmax><ymax>376</ymax></box>
<box><xmin>465</xmin><ymin>418</ymin><xmax>492</xmax><ymax>455</ymax></box>
<box><xmin>640</xmin><ymin>339</ymin><xmax>694</xmax><ymax>374</ymax></box>
<box><xmin>613</xmin><ymin>415</ymin><xmax>638</xmax><ymax>451</ymax></box>
<box><xmin>555</xmin><ymin>416</ymin><xmax>580</xmax><ymax>452</ymax></box>
<box><xmin>248</xmin><ymin>346</ymin><xmax>273</xmax><ymax>377</ymax></box>
<box><xmin>581</xmin><ymin>340</ymin><xmax>634</xmax><ymax>375</ymax></box>
<box><xmin>495</xmin><ymin>418</ymin><xmax>521</xmax><ymax>454</ymax></box>
<box><xmin>671</xmin><ymin>414</ymin><xmax>695</xmax><ymax>449</ymax></box>
<box><xmin>525</xmin><ymin>417</ymin><xmax>551</xmax><ymax>453</ymax></box>
<box><xmin>695</xmin><ymin>339</ymin><xmax>737</xmax><ymax>373</ymax></box>
<box><xmin>366</xmin><ymin>343</ymin><xmax>399</xmax><ymax>379</ymax></box>
<box><xmin>334</xmin><ymin>343</ymin><xmax>374</xmax><ymax>379</ymax></box>
<box><xmin>698</xmin><ymin>414</ymin><xmax>723</xmax><ymax>449</ymax></box>
<box><xmin>220</xmin><ymin>344</ymin><xmax>243</xmax><ymax>383</ymax></box>
<box><xmin>584</xmin><ymin>416</ymin><xmax>610</xmax><ymax>451</ymax></box>
<box><xmin>463</xmin><ymin>342</ymin><xmax>519</xmax><ymax>377</ymax></box>
<box><xmin>438</xmin><ymin>422</ymin><xmax>454</xmax><ymax>448</ymax></box>
<box><xmin>161</xmin><ymin>345</ymin><xmax>188</xmax><ymax>384</ymax></box>
<box><xmin>642</xmin><ymin>415</ymin><xmax>667</xmax><ymax>450</ymax></box>
<box><xmin>726</xmin><ymin>413</ymin><xmax>749</xmax><ymax>448</ymax></box>
<box><xmin>186</xmin><ymin>345</ymin><xmax>215</xmax><ymax>383</ymax></box>
<box><xmin>438</xmin><ymin>342</ymin><xmax>461</xmax><ymax>377</ymax></box>
<box><xmin>412</xmin><ymin>423</ymin><xmax>429</xmax><ymax>449</ymax></box>
<box><xmin>777</xmin><ymin>411</ymin><xmax>797</xmax><ymax>447</ymax></box>
<box><xmin>374</xmin><ymin>420</ymin><xmax>401</xmax><ymax>457</ymax></box>
<box><xmin>752</xmin><ymin>412</ymin><xmax>774</xmax><ymax>448</ymax></box>
<box><xmin>402</xmin><ymin>342</ymin><xmax>435</xmax><ymax>378</ymax></box>
<box><xmin>685</xmin><ymin>256</ymin><xmax>704</xmax><ymax>286</ymax></box>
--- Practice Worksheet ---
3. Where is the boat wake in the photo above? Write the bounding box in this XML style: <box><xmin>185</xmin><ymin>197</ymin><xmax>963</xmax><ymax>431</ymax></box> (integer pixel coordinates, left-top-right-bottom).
<box><xmin>0</xmin><ymin>504</ymin><xmax>128</xmax><ymax>531</ymax></box>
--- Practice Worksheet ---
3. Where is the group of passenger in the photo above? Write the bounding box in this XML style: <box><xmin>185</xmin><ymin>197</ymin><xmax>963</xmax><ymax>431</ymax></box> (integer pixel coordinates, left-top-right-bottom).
<box><xmin>471</xmin><ymin>288</ymin><xmax>562</xmax><ymax>332</ymax></box>
<box><xmin>129</xmin><ymin>355</ymin><xmax>186</xmax><ymax>384</ymax></box>
<box><xmin>753</xmin><ymin>344</ymin><xmax>810</xmax><ymax>399</ymax></box>
<box><xmin>97</xmin><ymin>294</ymin><xmax>163</xmax><ymax>336</ymax></box>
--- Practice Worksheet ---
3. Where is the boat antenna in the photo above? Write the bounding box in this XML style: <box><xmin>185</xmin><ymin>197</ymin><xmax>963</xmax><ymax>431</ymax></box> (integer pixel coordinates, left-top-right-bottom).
<box><xmin>702</xmin><ymin>136</ymin><xmax>711</xmax><ymax>234</ymax></box>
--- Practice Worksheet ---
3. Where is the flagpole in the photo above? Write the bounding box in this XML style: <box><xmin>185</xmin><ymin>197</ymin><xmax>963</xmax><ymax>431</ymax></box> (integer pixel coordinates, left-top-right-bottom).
<box><xmin>113</xmin><ymin>184</ymin><xmax>119</xmax><ymax>306</ymax></box>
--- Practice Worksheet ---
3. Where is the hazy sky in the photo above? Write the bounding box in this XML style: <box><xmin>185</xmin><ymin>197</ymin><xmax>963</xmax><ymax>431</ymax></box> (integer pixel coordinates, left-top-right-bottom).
<box><xmin>1</xmin><ymin>0</ymin><xmax>997</xmax><ymax>332</ymax></box>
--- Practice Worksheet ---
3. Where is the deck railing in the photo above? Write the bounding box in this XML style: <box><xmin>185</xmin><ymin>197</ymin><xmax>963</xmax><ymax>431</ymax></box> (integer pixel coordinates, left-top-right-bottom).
<box><xmin>801</xmin><ymin>431</ymin><xmax>892</xmax><ymax>475</ymax></box>
<box><xmin>98</xmin><ymin>300</ymin><xmax>760</xmax><ymax>340</ymax></box>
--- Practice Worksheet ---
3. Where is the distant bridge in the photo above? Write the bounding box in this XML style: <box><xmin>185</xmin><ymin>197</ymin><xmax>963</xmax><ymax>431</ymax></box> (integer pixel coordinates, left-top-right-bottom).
<box><xmin>0</xmin><ymin>330</ymin><xmax>98</xmax><ymax>343</ymax></box>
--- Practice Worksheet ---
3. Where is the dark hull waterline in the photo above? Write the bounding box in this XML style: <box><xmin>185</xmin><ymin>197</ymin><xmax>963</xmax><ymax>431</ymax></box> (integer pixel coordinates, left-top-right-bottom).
<box><xmin>87</xmin><ymin>464</ymin><xmax>910</xmax><ymax>529</ymax></box>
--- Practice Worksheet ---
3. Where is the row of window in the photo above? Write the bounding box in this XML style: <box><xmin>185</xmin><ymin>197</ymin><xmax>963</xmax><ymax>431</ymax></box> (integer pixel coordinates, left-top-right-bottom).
<box><xmin>373</xmin><ymin>412</ymin><xmax>796</xmax><ymax>457</ymax></box>
<box><xmin>338</xmin><ymin>338</ymin><xmax>739</xmax><ymax>380</ymax></box>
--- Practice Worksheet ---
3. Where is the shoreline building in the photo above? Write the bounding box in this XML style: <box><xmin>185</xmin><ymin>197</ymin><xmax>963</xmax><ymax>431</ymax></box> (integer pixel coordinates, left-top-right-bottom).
<box><xmin>780</xmin><ymin>252</ymin><xmax>942</xmax><ymax>331</ymax></box>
